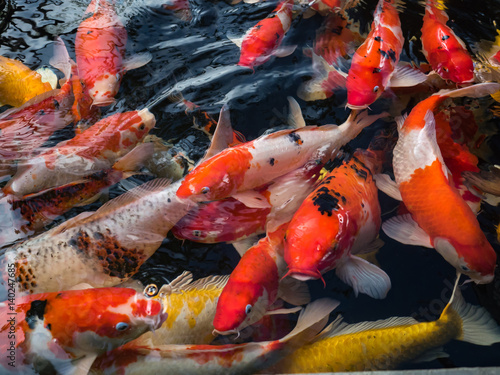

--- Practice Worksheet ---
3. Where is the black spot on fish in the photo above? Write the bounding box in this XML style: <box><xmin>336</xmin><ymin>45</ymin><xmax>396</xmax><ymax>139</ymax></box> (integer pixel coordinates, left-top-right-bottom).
<box><xmin>373</xmin><ymin>68</ymin><xmax>381</xmax><ymax>73</ymax></box>
<box><xmin>53</xmin><ymin>99</ymin><xmax>60</xmax><ymax>110</ymax></box>
<box><xmin>26</xmin><ymin>300</ymin><xmax>47</xmax><ymax>329</ymax></box>
<box><xmin>341</xmin><ymin>196</ymin><xmax>347</xmax><ymax>204</ymax></box>
<box><xmin>442</xmin><ymin>35</ymin><xmax>450</xmax><ymax>41</ymax></box>
<box><xmin>312</xmin><ymin>187</ymin><xmax>339</xmax><ymax>216</ymax></box>
<box><xmin>39</xmin><ymin>109</ymin><xmax>45</xmax><ymax>115</ymax></box>
<box><xmin>379</xmin><ymin>48</ymin><xmax>397</xmax><ymax>62</ymax></box>
<box><xmin>46</xmin><ymin>323</ymin><xmax>51</xmax><ymax>331</ymax></box>
<box><xmin>332</xmin><ymin>26</ymin><xmax>343</xmax><ymax>35</ymax></box>
<box><xmin>87</xmin><ymin>30</ymin><xmax>92</xmax><ymax>34</ymax></box>
<box><xmin>167</xmin><ymin>198</ymin><xmax>171</xmax><ymax>203</ymax></box>
<box><xmin>269</xmin><ymin>158</ymin><xmax>275</xmax><ymax>166</ymax></box>
<box><xmin>374</xmin><ymin>36</ymin><xmax>382</xmax><ymax>42</ymax></box>
<box><xmin>288</xmin><ymin>132</ymin><xmax>303</xmax><ymax>146</ymax></box>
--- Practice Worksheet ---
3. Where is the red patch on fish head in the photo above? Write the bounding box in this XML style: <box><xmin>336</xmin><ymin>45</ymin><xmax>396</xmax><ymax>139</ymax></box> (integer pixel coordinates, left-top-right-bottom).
<box><xmin>176</xmin><ymin>147</ymin><xmax>252</xmax><ymax>201</ymax></box>
<box><xmin>436</xmin><ymin>50</ymin><xmax>474</xmax><ymax>84</ymax></box>
<box><xmin>446</xmin><ymin>239</ymin><xmax>497</xmax><ymax>284</ymax></box>
<box><xmin>118</xmin><ymin>109</ymin><xmax>155</xmax><ymax>148</ymax></box>
<box><xmin>346</xmin><ymin>65</ymin><xmax>384</xmax><ymax>109</ymax></box>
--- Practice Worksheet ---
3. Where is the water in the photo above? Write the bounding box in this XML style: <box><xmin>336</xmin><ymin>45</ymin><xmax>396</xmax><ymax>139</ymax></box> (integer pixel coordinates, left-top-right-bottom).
<box><xmin>1</xmin><ymin>0</ymin><xmax>500</xmax><ymax>372</ymax></box>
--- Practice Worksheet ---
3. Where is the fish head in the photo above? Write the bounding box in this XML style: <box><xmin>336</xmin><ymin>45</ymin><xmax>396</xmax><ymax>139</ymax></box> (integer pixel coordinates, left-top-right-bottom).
<box><xmin>346</xmin><ymin>67</ymin><xmax>385</xmax><ymax>109</ymax></box>
<box><xmin>434</xmin><ymin>50</ymin><xmax>474</xmax><ymax>84</ymax></box>
<box><xmin>213</xmin><ymin>279</ymin><xmax>270</xmax><ymax>335</ymax></box>
<box><xmin>88</xmin><ymin>72</ymin><xmax>122</xmax><ymax>106</ymax></box>
<box><xmin>46</xmin><ymin>288</ymin><xmax>167</xmax><ymax>355</ymax></box>
<box><xmin>117</xmin><ymin>109</ymin><xmax>156</xmax><ymax>146</ymax></box>
<box><xmin>176</xmin><ymin>148</ymin><xmax>252</xmax><ymax>201</ymax></box>
<box><xmin>434</xmin><ymin>237</ymin><xmax>496</xmax><ymax>284</ymax></box>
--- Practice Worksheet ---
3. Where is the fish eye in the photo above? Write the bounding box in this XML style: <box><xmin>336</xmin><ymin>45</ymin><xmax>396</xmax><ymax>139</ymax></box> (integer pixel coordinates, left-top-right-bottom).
<box><xmin>193</xmin><ymin>230</ymin><xmax>201</xmax><ymax>237</ymax></box>
<box><xmin>373</xmin><ymin>86</ymin><xmax>379</xmax><ymax>93</ymax></box>
<box><xmin>139</xmin><ymin>124</ymin><xmax>145</xmax><ymax>131</ymax></box>
<box><xmin>460</xmin><ymin>265</ymin><xmax>470</xmax><ymax>272</ymax></box>
<box><xmin>245</xmin><ymin>304</ymin><xmax>252</xmax><ymax>315</ymax></box>
<box><xmin>201</xmin><ymin>187</ymin><xmax>210</xmax><ymax>194</ymax></box>
<box><xmin>115</xmin><ymin>73</ymin><xmax>121</xmax><ymax>80</ymax></box>
<box><xmin>115</xmin><ymin>322</ymin><xmax>130</xmax><ymax>331</ymax></box>
<box><xmin>442</xmin><ymin>67</ymin><xmax>448</xmax><ymax>72</ymax></box>
<box><xmin>144</xmin><ymin>284</ymin><xmax>159</xmax><ymax>297</ymax></box>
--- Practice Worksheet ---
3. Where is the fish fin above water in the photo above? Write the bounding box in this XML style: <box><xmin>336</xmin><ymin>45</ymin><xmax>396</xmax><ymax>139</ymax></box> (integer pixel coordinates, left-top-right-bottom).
<box><xmin>163</xmin><ymin>270</ymin><xmax>194</xmax><ymax>294</ymax></box>
<box><xmin>388</xmin><ymin>64</ymin><xmax>428</xmax><ymax>88</ymax></box>
<box><xmin>265</xmin><ymin>306</ymin><xmax>302</xmax><ymax>316</ymax></box>
<box><xmin>287</xmin><ymin>96</ymin><xmax>306</xmax><ymax>129</ymax></box>
<box><xmin>232</xmin><ymin>235</ymin><xmax>260</xmax><ymax>257</ymax></box>
<box><xmin>232</xmin><ymin>190</ymin><xmax>271</xmax><ymax>209</ymax></box>
<box><xmin>412</xmin><ymin>347</ymin><xmax>449</xmax><ymax>363</ymax></box>
<box><xmin>112</xmin><ymin>142</ymin><xmax>154</xmax><ymax>172</ymax></box>
<box><xmin>184</xmin><ymin>274</ymin><xmax>230</xmax><ymax>292</ymax></box>
<box><xmin>201</xmin><ymin>105</ymin><xmax>234</xmax><ymax>163</ymax></box>
<box><xmin>374</xmin><ymin>173</ymin><xmax>402</xmax><ymax>201</ymax></box>
<box><xmin>335</xmin><ymin>255</ymin><xmax>391</xmax><ymax>299</ymax></box>
<box><xmin>272</xmin><ymin>45</ymin><xmax>297</xmax><ymax>58</ymax></box>
<box><xmin>227</xmin><ymin>33</ymin><xmax>243</xmax><ymax>48</ymax></box>
<box><xmin>122</xmin><ymin>52</ymin><xmax>153</xmax><ymax>72</ymax></box>
<box><xmin>382</xmin><ymin>214</ymin><xmax>433</xmax><ymax>248</ymax></box>
<box><xmin>278</xmin><ymin>277</ymin><xmax>310</xmax><ymax>306</ymax></box>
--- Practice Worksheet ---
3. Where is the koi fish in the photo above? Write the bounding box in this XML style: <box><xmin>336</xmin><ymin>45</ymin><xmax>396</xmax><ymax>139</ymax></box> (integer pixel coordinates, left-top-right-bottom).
<box><xmin>378</xmin><ymin>83</ymin><xmax>500</xmax><ymax>284</ymax></box>
<box><xmin>176</xmin><ymin>109</ymin><xmax>387</xmax><ymax>204</ymax></box>
<box><xmin>3</xmin><ymin>108</ymin><xmax>155</xmax><ymax>196</ymax></box>
<box><xmin>163</xmin><ymin>0</ymin><xmax>192</xmax><ymax>22</ymax></box>
<box><xmin>0</xmin><ymin>144</ymin><xmax>152</xmax><ymax>248</ymax></box>
<box><xmin>0</xmin><ymin>287</ymin><xmax>167</xmax><ymax>374</ymax></box>
<box><xmin>463</xmin><ymin>165</ymin><xmax>500</xmax><ymax>197</ymax></box>
<box><xmin>75</xmin><ymin>0</ymin><xmax>151</xmax><ymax>106</ymax></box>
<box><xmin>270</xmin><ymin>278</ymin><xmax>500</xmax><ymax>373</ymax></box>
<box><xmin>90</xmin><ymin>298</ymin><xmax>339</xmax><ymax>375</ymax></box>
<box><xmin>421</xmin><ymin>0</ymin><xmax>474</xmax><ymax>84</ymax></box>
<box><xmin>283</xmin><ymin>149</ymin><xmax>390</xmax><ymax>299</ymax></box>
<box><xmin>229</xmin><ymin>0</ymin><xmax>296</xmax><ymax>69</ymax></box>
<box><xmin>134</xmin><ymin>271</ymin><xmax>229</xmax><ymax>346</ymax></box>
<box><xmin>0</xmin><ymin>178</ymin><xmax>195</xmax><ymax>297</ymax></box>
<box><xmin>0</xmin><ymin>56</ymin><xmax>56</xmax><ymax>107</ymax></box>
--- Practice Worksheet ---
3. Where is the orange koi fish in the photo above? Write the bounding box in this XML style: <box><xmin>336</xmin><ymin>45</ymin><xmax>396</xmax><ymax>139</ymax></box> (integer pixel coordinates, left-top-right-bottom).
<box><xmin>75</xmin><ymin>0</ymin><xmax>151</xmax><ymax>106</ymax></box>
<box><xmin>421</xmin><ymin>0</ymin><xmax>474</xmax><ymax>84</ymax></box>
<box><xmin>90</xmin><ymin>298</ymin><xmax>338</xmax><ymax>375</ymax></box>
<box><xmin>3</xmin><ymin>108</ymin><xmax>155</xmax><ymax>196</ymax></box>
<box><xmin>177</xmin><ymin>109</ymin><xmax>387</xmax><ymax>204</ymax></box>
<box><xmin>0</xmin><ymin>56</ymin><xmax>56</xmax><ymax>107</ymax></box>
<box><xmin>0</xmin><ymin>288</ymin><xmax>167</xmax><ymax>374</ymax></box>
<box><xmin>0</xmin><ymin>177</ymin><xmax>195</xmax><ymax>297</ymax></box>
<box><xmin>283</xmin><ymin>149</ymin><xmax>390</xmax><ymax>299</ymax></box>
<box><xmin>379</xmin><ymin>83</ymin><xmax>500</xmax><ymax>284</ymax></box>
<box><xmin>230</xmin><ymin>0</ymin><xmax>295</xmax><ymax>69</ymax></box>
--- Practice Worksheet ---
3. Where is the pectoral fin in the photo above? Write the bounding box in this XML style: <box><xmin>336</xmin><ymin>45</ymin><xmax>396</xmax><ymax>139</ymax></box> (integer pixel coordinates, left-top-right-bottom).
<box><xmin>382</xmin><ymin>214</ymin><xmax>433</xmax><ymax>248</ymax></box>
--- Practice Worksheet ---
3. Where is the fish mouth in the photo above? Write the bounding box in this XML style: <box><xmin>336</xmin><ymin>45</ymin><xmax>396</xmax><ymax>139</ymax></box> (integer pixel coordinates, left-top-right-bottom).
<box><xmin>212</xmin><ymin>328</ymin><xmax>239</xmax><ymax>337</ymax></box>
<box><xmin>284</xmin><ymin>268</ymin><xmax>325</xmax><ymax>285</ymax></box>
<box><xmin>471</xmin><ymin>273</ymin><xmax>494</xmax><ymax>285</ymax></box>
<box><xmin>347</xmin><ymin>103</ymin><xmax>370</xmax><ymax>110</ymax></box>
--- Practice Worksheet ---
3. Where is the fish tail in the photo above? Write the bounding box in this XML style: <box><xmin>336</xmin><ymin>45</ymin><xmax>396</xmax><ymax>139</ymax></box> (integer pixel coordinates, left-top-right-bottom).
<box><xmin>443</xmin><ymin>275</ymin><xmax>500</xmax><ymax>345</ymax></box>
<box><xmin>279</xmin><ymin>298</ymin><xmax>339</xmax><ymax>348</ymax></box>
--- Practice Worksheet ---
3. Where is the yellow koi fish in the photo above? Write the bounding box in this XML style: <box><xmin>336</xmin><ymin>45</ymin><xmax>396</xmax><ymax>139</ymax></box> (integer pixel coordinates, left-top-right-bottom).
<box><xmin>271</xmin><ymin>277</ymin><xmax>500</xmax><ymax>373</ymax></box>
<box><xmin>133</xmin><ymin>271</ymin><xmax>229</xmax><ymax>345</ymax></box>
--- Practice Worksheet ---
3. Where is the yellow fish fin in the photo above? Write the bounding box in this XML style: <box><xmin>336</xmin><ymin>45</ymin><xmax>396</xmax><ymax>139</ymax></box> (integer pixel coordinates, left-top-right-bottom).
<box><xmin>184</xmin><ymin>274</ymin><xmax>230</xmax><ymax>293</ymax></box>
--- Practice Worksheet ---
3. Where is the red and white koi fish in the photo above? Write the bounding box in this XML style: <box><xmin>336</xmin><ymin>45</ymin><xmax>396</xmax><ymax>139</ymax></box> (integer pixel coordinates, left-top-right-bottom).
<box><xmin>283</xmin><ymin>149</ymin><xmax>390</xmax><ymax>299</ymax></box>
<box><xmin>421</xmin><ymin>0</ymin><xmax>474</xmax><ymax>84</ymax></box>
<box><xmin>0</xmin><ymin>288</ymin><xmax>167</xmax><ymax>374</ymax></box>
<box><xmin>90</xmin><ymin>298</ymin><xmax>339</xmax><ymax>375</ymax></box>
<box><xmin>3</xmin><ymin>108</ymin><xmax>154</xmax><ymax>196</ymax></box>
<box><xmin>229</xmin><ymin>0</ymin><xmax>295</xmax><ymax>69</ymax></box>
<box><xmin>75</xmin><ymin>0</ymin><xmax>151</xmax><ymax>106</ymax></box>
<box><xmin>177</xmin><ymin>109</ymin><xmax>387</xmax><ymax>204</ymax></box>
<box><xmin>378</xmin><ymin>83</ymin><xmax>500</xmax><ymax>284</ymax></box>
<box><xmin>0</xmin><ymin>177</ymin><xmax>195</xmax><ymax>297</ymax></box>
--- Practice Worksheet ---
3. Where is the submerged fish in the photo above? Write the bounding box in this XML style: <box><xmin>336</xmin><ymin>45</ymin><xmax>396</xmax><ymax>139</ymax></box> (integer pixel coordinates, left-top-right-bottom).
<box><xmin>270</xmin><ymin>278</ymin><xmax>500</xmax><ymax>373</ymax></box>
<box><xmin>0</xmin><ymin>287</ymin><xmax>167</xmax><ymax>374</ymax></box>
<box><xmin>90</xmin><ymin>298</ymin><xmax>339</xmax><ymax>375</ymax></box>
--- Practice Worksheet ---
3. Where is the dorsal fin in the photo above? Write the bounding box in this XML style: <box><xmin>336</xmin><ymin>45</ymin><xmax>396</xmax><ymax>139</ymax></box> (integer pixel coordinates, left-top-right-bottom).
<box><xmin>182</xmin><ymin>274</ymin><xmax>230</xmax><ymax>292</ymax></box>
<box><xmin>200</xmin><ymin>105</ymin><xmax>234</xmax><ymax>163</ymax></box>
<box><xmin>158</xmin><ymin>270</ymin><xmax>194</xmax><ymax>296</ymax></box>
<box><xmin>287</xmin><ymin>96</ymin><xmax>306</xmax><ymax>129</ymax></box>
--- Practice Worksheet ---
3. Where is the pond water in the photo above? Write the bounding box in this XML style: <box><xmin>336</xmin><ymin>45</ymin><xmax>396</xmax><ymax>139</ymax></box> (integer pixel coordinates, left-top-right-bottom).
<box><xmin>1</xmin><ymin>0</ymin><xmax>500</xmax><ymax>372</ymax></box>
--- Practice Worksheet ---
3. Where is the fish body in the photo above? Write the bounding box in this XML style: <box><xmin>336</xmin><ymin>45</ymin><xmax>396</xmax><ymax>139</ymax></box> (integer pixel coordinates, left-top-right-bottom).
<box><xmin>421</xmin><ymin>0</ymin><xmax>474</xmax><ymax>84</ymax></box>
<box><xmin>91</xmin><ymin>298</ymin><xmax>338</xmax><ymax>375</ymax></box>
<box><xmin>134</xmin><ymin>272</ymin><xmax>229</xmax><ymax>346</ymax></box>
<box><xmin>283</xmin><ymin>150</ymin><xmax>389</xmax><ymax>299</ymax></box>
<box><xmin>236</xmin><ymin>0</ymin><xmax>294</xmax><ymax>69</ymax></box>
<box><xmin>383</xmin><ymin>83</ymin><xmax>500</xmax><ymax>284</ymax></box>
<box><xmin>0</xmin><ymin>287</ymin><xmax>167</xmax><ymax>374</ymax></box>
<box><xmin>346</xmin><ymin>0</ymin><xmax>404</xmax><ymax>109</ymax></box>
<box><xmin>0</xmin><ymin>56</ymin><xmax>54</xmax><ymax>107</ymax></box>
<box><xmin>177</xmin><ymin>110</ymin><xmax>386</xmax><ymax>203</ymax></box>
<box><xmin>0</xmin><ymin>178</ymin><xmax>195</xmax><ymax>297</ymax></box>
<box><xmin>3</xmin><ymin>109</ymin><xmax>154</xmax><ymax>196</ymax></box>
<box><xmin>271</xmin><ymin>283</ymin><xmax>500</xmax><ymax>373</ymax></box>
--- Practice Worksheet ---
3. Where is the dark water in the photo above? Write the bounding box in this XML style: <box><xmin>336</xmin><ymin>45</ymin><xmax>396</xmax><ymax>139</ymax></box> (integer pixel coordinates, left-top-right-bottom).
<box><xmin>1</xmin><ymin>0</ymin><xmax>500</xmax><ymax>371</ymax></box>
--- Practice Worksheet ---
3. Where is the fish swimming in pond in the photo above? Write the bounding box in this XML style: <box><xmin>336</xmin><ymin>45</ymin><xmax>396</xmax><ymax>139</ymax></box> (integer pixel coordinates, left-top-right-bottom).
<box><xmin>269</xmin><ymin>277</ymin><xmax>500</xmax><ymax>373</ymax></box>
<box><xmin>90</xmin><ymin>298</ymin><xmax>339</xmax><ymax>375</ymax></box>
<box><xmin>379</xmin><ymin>82</ymin><xmax>500</xmax><ymax>284</ymax></box>
<box><xmin>163</xmin><ymin>0</ymin><xmax>192</xmax><ymax>22</ymax></box>
<box><xmin>421</xmin><ymin>0</ymin><xmax>474</xmax><ymax>84</ymax></box>
<box><xmin>0</xmin><ymin>287</ymin><xmax>167</xmax><ymax>374</ymax></box>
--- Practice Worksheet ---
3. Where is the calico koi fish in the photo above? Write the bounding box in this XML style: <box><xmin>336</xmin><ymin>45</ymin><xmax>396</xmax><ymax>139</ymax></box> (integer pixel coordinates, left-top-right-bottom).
<box><xmin>75</xmin><ymin>0</ymin><xmax>151</xmax><ymax>106</ymax></box>
<box><xmin>283</xmin><ymin>149</ymin><xmax>390</xmax><ymax>299</ymax></box>
<box><xmin>0</xmin><ymin>288</ymin><xmax>167</xmax><ymax>374</ymax></box>
<box><xmin>177</xmin><ymin>109</ymin><xmax>387</xmax><ymax>203</ymax></box>
<box><xmin>90</xmin><ymin>298</ymin><xmax>339</xmax><ymax>375</ymax></box>
<box><xmin>421</xmin><ymin>0</ymin><xmax>474</xmax><ymax>84</ymax></box>
<box><xmin>230</xmin><ymin>0</ymin><xmax>295</xmax><ymax>69</ymax></box>
<box><xmin>379</xmin><ymin>82</ymin><xmax>500</xmax><ymax>284</ymax></box>
<box><xmin>134</xmin><ymin>271</ymin><xmax>229</xmax><ymax>346</ymax></box>
<box><xmin>0</xmin><ymin>56</ymin><xmax>56</xmax><ymax>107</ymax></box>
<box><xmin>270</xmin><ymin>278</ymin><xmax>500</xmax><ymax>373</ymax></box>
<box><xmin>0</xmin><ymin>178</ymin><xmax>195</xmax><ymax>298</ymax></box>
<box><xmin>3</xmin><ymin>108</ymin><xmax>155</xmax><ymax>196</ymax></box>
